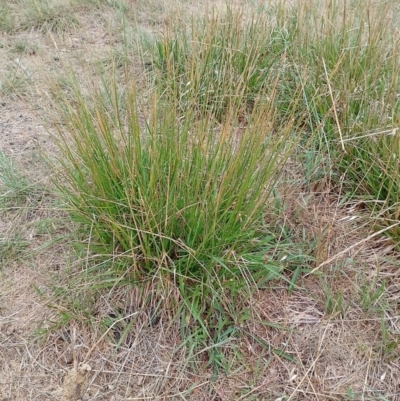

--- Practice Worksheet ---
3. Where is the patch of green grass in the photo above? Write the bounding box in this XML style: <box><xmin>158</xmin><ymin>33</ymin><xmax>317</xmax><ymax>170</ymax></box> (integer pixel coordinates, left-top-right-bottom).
<box><xmin>0</xmin><ymin>157</ymin><xmax>37</xmax><ymax>264</ymax></box>
<box><xmin>323</xmin><ymin>285</ymin><xmax>348</xmax><ymax>317</ymax></box>
<box><xmin>272</xmin><ymin>2</ymin><xmax>400</xmax><ymax>244</ymax></box>
<box><xmin>0</xmin><ymin>56</ymin><xmax>34</xmax><ymax>97</ymax></box>
<box><xmin>0</xmin><ymin>4</ymin><xmax>15</xmax><ymax>32</ymax></box>
<box><xmin>275</xmin><ymin>2</ymin><xmax>399</xmax><ymax>131</ymax></box>
<box><xmin>0</xmin><ymin>231</ymin><xmax>29</xmax><ymax>267</ymax></box>
<box><xmin>188</xmin><ymin>2</ymin><xmax>400</xmax><ymax>248</ymax></box>
<box><xmin>0</xmin><ymin>152</ymin><xmax>30</xmax><ymax>207</ymax></box>
<box><xmin>0</xmin><ymin>69</ymin><xmax>30</xmax><ymax>98</ymax></box>
<box><xmin>14</xmin><ymin>40</ymin><xmax>28</xmax><ymax>53</ymax></box>
<box><xmin>20</xmin><ymin>0</ymin><xmax>79</xmax><ymax>33</ymax></box>
<box><xmin>50</xmin><ymin>63</ymin><xmax>297</xmax><ymax>369</ymax></box>
<box><xmin>341</xmin><ymin>131</ymin><xmax>400</xmax><ymax>242</ymax></box>
<box><xmin>12</xmin><ymin>39</ymin><xmax>40</xmax><ymax>56</ymax></box>
<box><xmin>141</xmin><ymin>9</ymin><xmax>291</xmax><ymax>120</ymax></box>
<box><xmin>359</xmin><ymin>277</ymin><xmax>387</xmax><ymax>312</ymax></box>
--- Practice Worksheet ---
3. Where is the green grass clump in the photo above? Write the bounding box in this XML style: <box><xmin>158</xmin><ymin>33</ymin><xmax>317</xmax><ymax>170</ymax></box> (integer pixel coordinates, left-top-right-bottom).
<box><xmin>48</xmin><ymin>0</ymin><xmax>400</xmax><ymax>373</ymax></box>
<box><xmin>271</xmin><ymin>2</ymin><xmax>399</xmax><ymax>130</ymax></box>
<box><xmin>51</xmin><ymin>70</ymin><xmax>295</xmax><ymax>366</ymax></box>
<box><xmin>0</xmin><ymin>152</ymin><xmax>32</xmax><ymax>267</ymax></box>
<box><xmin>141</xmin><ymin>9</ymin><xmax>290</xmax><ymax>120</ymax></box>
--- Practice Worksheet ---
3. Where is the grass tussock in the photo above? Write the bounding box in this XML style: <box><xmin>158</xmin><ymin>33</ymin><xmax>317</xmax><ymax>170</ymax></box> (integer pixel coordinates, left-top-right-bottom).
<box><xmin>298</xmin><ymin>2</ymin><xmax>400</xmax><ymax>243</ymax></box>
<box><xmin>50</xmin><ymin>67</ymin><xmax>297</xmax><ymax>365</ymax></box>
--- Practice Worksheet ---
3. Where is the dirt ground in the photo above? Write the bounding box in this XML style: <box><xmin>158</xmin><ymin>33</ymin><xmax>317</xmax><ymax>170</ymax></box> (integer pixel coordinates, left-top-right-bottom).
<box><xmin>1</xmin><ymin>1</ymin><xmax>400</xmax><ymax>400</ymax></box>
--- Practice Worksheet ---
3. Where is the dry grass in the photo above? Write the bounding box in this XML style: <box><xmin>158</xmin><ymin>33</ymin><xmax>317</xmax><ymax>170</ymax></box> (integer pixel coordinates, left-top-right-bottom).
<box><xmin>1</xmin><ymin>1</ymin><xmax>400</xmax><ymax>400</ymax></box>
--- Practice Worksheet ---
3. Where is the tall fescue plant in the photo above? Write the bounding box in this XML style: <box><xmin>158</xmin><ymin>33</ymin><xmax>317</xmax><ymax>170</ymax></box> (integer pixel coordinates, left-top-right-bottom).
<box><xmin>51</xmin><ymin>67</ymin><xmax>296</xmax><ymax>366</ymax></box>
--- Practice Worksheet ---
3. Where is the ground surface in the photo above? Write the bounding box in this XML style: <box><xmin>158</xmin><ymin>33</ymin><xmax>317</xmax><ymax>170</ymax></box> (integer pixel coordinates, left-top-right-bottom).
<box><xmin>1</xmin><ymin>1</ymin><xmax>400</xmax><ymax>400</ymax></box>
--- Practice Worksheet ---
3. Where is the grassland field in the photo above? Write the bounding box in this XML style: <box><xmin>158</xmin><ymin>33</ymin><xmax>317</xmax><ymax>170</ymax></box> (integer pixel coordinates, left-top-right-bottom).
<box><xmin>1</xmin><ymin>0</ymin><xmax>400</xmax><ymax>400</ymax></box>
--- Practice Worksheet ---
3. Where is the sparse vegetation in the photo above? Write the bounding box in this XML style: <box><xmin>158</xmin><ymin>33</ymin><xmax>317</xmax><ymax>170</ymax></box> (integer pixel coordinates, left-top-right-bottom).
<box><xmin>0</xmin><ymin>151</ymin><xmax>30</xmax><ymax>206</ymax></box>
<box><xmin>0</xmin><ymin>230</ymin><xmax>29</xmax><ymax>266</ymax></box>
<box><xmin>0</xmin><ymin>4</ymin><xmax>15</xmax><ymax>32</ymax></box>
<box><xmin>19</xmin><ymin>0</ymin><xmax>79</xmax><ymax>32</ymax></box>
<box><xmin>0</xmin><ymin>71</ymin><xmax>30</xmax><ymax>97</ymax></box>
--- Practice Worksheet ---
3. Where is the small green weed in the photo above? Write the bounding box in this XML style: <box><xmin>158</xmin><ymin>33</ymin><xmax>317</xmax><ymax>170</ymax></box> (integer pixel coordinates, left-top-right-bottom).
<box><xmin>14</xmin><ymin>40</ymin><xmax>28</xmax><ymax>53</ymax></box>
<box><xmin>323</xmin><ymin>285</ymin><xmax>348</xmax><ymax>317</ymax></box>
<box><xmin>0</xmin><ymin>232</ymin><xmax>29</xmax><ymax>266</ymax></box>
<box><xmin>359</xmin><ymin>279</ymin><xmax>386</xmax><ymax>312</ymax></box>
<box><xmin>0</xmin><ymin>70</ymin><xmax>30</xmax><ymax>98</ymax></box>
<box><xmin>0</xmin><ymin>152</ymin><xmax>30</xmax><ymax>207</ymax></box>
